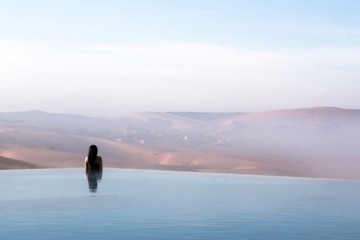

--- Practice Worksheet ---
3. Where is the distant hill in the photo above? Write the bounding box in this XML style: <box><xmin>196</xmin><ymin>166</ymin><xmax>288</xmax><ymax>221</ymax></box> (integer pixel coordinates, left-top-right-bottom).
<box><xmin>0</xmin><ymin>107</ymin><xmax>359</xmax><ymax>179</ymax></box>
<box><xmin>222</xmin><ymin>107</ymin><xmax>360</xmax><ymax>128</ymax></box>
<box><xmin>2</xmin><ymin>107</ymin><xmax>360</xmax><ymax>133</ymax></box>
<box><xmin>0</xmin><ymin>156</ymin><xmax>43</xmax><ymax>170</ymax></box>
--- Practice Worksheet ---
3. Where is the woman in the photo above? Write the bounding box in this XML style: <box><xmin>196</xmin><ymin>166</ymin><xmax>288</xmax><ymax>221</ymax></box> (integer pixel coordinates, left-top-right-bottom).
<box><xmin>84</xmin><ymin>145</ymin><xmax>103</xmax><ymax>170</ymax></box>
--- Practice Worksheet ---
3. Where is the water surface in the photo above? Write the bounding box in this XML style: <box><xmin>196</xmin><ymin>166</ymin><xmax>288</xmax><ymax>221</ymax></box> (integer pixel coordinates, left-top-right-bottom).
<box><xmin>1</xmin><ymin>168</ymin><xmax>359</xmax><ymax>239</ymax></box>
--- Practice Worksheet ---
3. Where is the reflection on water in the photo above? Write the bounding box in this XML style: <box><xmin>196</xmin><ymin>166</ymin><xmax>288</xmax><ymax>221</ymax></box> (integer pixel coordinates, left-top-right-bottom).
<box><xmin>0</xmin><ymin>168</ymin><xmax>360</xmax><ymax>240</ymax></box>
<box><xmin>85</xmin><ymin>169</ymin><xmax>102</xmax><ymax>193</ymax></box>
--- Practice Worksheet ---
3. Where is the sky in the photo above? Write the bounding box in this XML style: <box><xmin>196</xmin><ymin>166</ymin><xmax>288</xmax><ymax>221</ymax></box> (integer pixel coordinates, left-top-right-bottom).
<box><xmin>1</xmin><ymin>0</ymin><xmax>360</xmax><ymax>117</ymax></box>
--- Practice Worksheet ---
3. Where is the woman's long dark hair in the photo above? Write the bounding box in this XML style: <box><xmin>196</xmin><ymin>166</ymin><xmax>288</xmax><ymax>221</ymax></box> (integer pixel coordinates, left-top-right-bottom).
<box><xmin>88</xmin><ymin>145</ymin><xmax>98</xmax><ymax>164</ymax></box>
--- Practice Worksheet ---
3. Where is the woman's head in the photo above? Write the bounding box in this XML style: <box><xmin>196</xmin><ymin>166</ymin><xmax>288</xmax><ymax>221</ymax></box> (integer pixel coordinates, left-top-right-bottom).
<box><xmin>88</xmin><ymin>145</ymin><xmax>98</xmax><ymax>158</ymax></box>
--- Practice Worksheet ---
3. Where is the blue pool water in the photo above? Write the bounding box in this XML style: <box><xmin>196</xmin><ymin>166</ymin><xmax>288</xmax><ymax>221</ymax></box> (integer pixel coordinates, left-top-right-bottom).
<box><xmin>0</xmin><ymin>168</ymin><xmax>360</xmax><ymax>240</ymax></box>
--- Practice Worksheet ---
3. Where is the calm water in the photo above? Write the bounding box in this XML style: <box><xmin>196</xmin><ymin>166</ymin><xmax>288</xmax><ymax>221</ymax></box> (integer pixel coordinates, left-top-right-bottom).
<box><xmin>0</xmin><ymin>168</ymin><xmax>359</xmax><ymax>240</ymax></box>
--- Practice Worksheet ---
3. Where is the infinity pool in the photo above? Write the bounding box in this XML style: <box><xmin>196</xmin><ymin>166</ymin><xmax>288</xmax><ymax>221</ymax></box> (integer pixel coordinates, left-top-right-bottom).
<box><xmin>1</xmin><ymin>168</ymin><xmax>359</xmax><ymax>239</ymax></box>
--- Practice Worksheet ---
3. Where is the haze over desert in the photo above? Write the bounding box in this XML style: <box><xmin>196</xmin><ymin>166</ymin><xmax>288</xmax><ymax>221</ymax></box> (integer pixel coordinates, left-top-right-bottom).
<box><xmin>1</xmin><ymin>107</ymin><xmax>359</xmax><ymax>180</ymax></box>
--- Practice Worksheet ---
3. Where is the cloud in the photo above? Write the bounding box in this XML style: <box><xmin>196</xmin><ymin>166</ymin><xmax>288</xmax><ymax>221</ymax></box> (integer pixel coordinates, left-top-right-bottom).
<box><xmin>1</xmin><ymin>39</ymin><xmax>360</xmax><ymax>115</ymax></box>
<box><xmin>1</xmin><ymin>39</ymin><xmax>360</xmax><ymax>81</ymax></box>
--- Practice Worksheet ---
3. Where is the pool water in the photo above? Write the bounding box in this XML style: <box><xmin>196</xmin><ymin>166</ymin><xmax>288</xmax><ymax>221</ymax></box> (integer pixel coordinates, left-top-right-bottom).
<box><xmin>1</xmin><ymin>168</ymin><xmax>360</xmax><ymax>240</ymax></box>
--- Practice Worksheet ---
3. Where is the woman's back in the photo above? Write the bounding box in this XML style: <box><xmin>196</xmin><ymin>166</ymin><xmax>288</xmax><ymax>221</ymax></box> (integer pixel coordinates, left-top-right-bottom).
<box><xmin>85</xmin><ymin>156</ymin><xmax>103</xmax><ymax>170</ymax></box>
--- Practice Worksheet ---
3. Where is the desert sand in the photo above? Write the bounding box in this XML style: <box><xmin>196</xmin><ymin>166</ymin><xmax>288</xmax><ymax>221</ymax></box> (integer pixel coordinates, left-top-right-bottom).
<box><xmin>1</xmin><ymin>107</ymin><xmax>359</xmax><ymax>180</ymax></box>
<box><xmin>0</xmin><ymin>140</ymin><xmax>312</xmax><ymax>178</ymax></box>
<box><xmin>0</xmin><ymin>156</ymin><xmax>42</xmax><ymax>170</ymax></box>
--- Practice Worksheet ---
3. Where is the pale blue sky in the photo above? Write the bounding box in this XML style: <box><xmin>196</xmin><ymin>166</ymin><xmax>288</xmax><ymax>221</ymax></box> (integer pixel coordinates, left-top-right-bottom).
<box><xmin>1</xmin><ymin>1</ymin><xmax>360</xmax><ymax>116</ymax></box>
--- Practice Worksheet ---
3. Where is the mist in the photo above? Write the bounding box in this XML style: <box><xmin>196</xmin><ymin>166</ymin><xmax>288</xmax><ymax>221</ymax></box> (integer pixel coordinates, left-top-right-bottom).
<box><xmin>1</xmin><ymin>107</ymin><xmax>359</xmax><ymax>179</ymax></box>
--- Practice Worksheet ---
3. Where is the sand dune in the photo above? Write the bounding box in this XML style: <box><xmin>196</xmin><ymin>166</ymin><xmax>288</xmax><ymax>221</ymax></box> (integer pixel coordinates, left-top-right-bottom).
<box><xmin>1</xmin><ymin>107</ymin><xmax>359</xmax><ymax>180</ymax></box>
<box><xmin>0</xmin><ymin>156</ymin><xmax>42</xmax><ymax>170</ymax></box>
<box><xmin>0</xmin><ymin>141</ymin><xmax>312</xmax><ymax>177</ymax></box>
